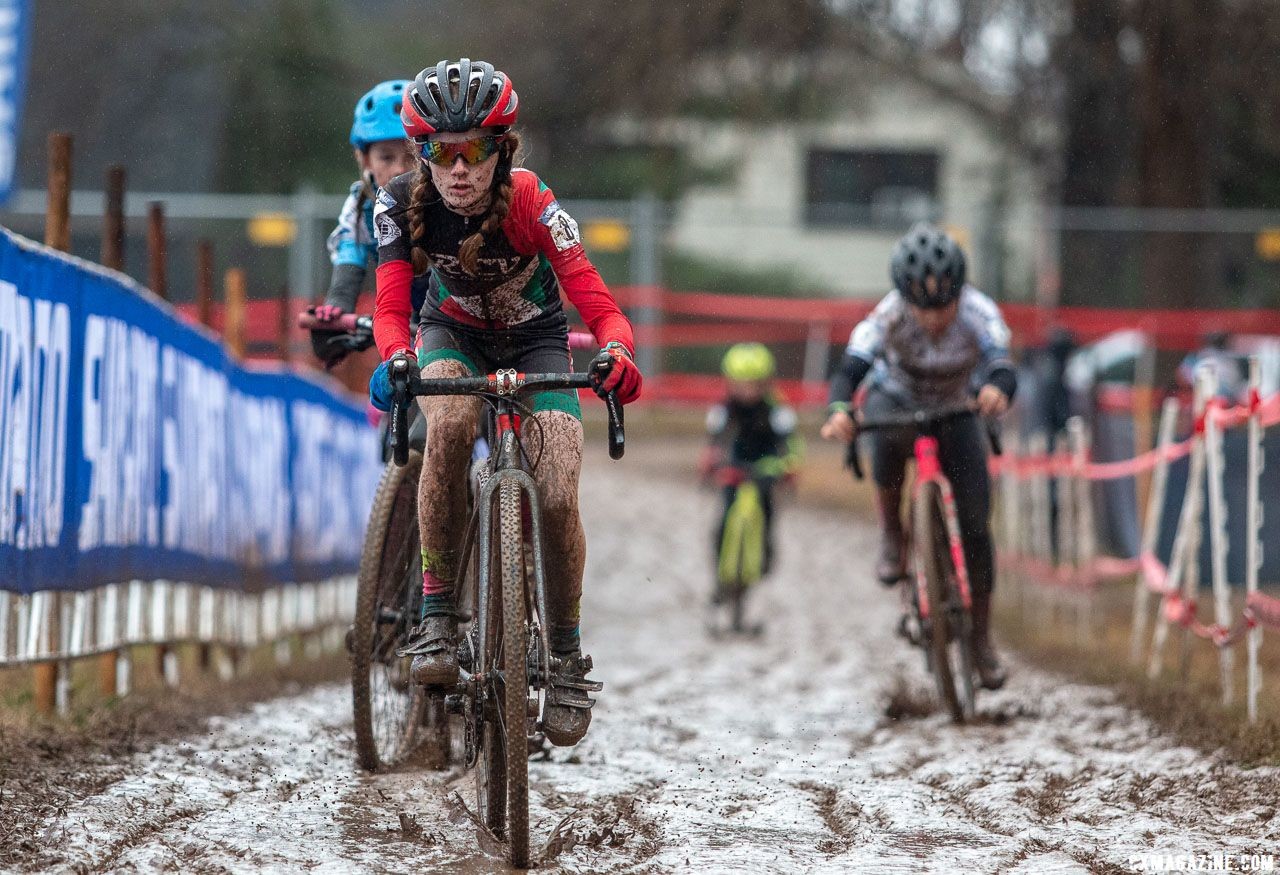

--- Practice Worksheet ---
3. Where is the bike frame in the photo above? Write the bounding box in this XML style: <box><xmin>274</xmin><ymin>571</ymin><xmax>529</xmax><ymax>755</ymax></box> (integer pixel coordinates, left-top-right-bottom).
<box><xmin>909</xmin><ymin>436</ymin><xmax>974</xmax><ymax>622</ymax></box>
<box><xmin>386</xmin><ymin>359</ymin><xmax>623</xmax><ymax>700</ymax></box>
<box><xmin>718</xmin><ymin>476</ymin><xmax>766</xmax><ymax>586</ymax></box>
<box><xmin>471</xmin><ymin>400</ymin><xmax>554</xmax><ymax>691</ymax></box>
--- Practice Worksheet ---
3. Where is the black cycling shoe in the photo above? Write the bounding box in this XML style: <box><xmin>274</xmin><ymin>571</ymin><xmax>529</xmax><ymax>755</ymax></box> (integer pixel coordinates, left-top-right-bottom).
<box><xmin>542</xmin><ymin>652</ymin><xmax>603</xmax><ymax>747</ymax></box>
<box><xmin>398</xmin><ymin>615</ymin><xmax>459</xmax><ymax>687</ymax></box>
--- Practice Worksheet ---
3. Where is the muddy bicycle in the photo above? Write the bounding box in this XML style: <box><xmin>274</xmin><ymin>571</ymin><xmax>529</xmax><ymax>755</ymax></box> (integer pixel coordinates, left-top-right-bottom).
<box><xmin>298</xmin><ymin>311</ymin><xmax>600</xmax><ymax>775</ymax></box>
<box><xmin>296</xmin><ymin>309</ymin><xmax>438</xmax><ymax>771</ymax></box>
<box><xmin>709</xmin><ymin>466</ymin><xmax>771</xmax><ymax>636</ymax></box>
<box><xmin>847</xmin><ymin>402</ymin><xmax>1001</xmax><ymax>722</ymax></box>
<box><xmin>384</xmin><ymin>354</ymin><xmax>624</xmax><ymax>869</ymax></box>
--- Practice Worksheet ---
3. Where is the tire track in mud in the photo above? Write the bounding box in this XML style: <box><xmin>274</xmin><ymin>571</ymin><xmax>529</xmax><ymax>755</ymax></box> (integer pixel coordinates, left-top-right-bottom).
<box><xmin>15</xmin><ymin>443</ymin><xmax>1280</xmax><ymax>873</ymax></box>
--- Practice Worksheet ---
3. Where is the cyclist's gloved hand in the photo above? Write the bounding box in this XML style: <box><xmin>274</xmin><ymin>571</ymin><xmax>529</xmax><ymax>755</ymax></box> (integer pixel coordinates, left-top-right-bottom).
<box><xmin>314</xmin><ymin>303</ymin><xmax>344</xmax><ymax>323</ymax></box>
<box><xmin>588</xmin><ymin>341</ymin><xmax>643</xmax><ymax>404</ymax></box>
<box><xmin>369</xmin><ymin>350</ymin><xmax>418</xmax><ymax>412</ymax></box>
<box><xmin>310</xmin><ymin>328</ymin><xmax>351</xmax><ymax>369</ymax></box>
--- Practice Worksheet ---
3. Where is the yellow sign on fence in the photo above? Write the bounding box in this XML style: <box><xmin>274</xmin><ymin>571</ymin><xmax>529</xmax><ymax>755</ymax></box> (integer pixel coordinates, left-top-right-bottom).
<box><xmin>248</xmin><ymin>213</ymin><xmax>298</xmax><ymax>247</ymax></box>
<box><xmin>583</xmin><ymin>219</ymin><xmax>630</xmax><ymax>253</ymax></box>
<box><xmin>1256</xmin><ymin>228</ymin><xmax>1280</xmax><ymax>261</ymax></box>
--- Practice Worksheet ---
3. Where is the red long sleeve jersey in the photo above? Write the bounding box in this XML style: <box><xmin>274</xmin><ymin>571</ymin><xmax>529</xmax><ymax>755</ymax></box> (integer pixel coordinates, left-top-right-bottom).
<box><xmin>371</xmin><ymin>168</ymin><xmax>635</xmax><ymax>359</ymax></box>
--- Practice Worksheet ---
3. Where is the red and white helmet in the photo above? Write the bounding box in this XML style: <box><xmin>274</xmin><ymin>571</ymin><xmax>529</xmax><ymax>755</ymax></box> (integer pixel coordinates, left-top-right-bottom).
<box><xmin>400</xmin><ymin>58</ymin><xmax>518</xmax><ymax>140</ymax></box>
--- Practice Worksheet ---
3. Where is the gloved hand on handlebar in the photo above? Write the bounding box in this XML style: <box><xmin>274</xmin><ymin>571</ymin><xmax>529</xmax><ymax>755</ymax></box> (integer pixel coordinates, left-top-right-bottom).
<box><xmin>369</xmin><ymin>350</ymin><xmax>419</xmax><ymax>412</ymax></box>
<box><xmin>588</xmin><ymin>341</ymin><xmax>643</xmax><ymax>404</ymax></box>
<box><xmin>313</xmin><ymin>303</ymin><xmax>344</xmax><ymax>323</ymax></box>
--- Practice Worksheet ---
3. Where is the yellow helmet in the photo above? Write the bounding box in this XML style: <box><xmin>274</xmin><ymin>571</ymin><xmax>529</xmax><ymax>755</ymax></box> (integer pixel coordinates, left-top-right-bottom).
<box><xmin>721</xmin><ymin>343</ymin><xmax>775</xmax><ymax>381</ymax></box>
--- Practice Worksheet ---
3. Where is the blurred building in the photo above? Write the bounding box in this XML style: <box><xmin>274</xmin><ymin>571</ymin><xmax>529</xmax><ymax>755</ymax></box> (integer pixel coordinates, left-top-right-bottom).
<box><xmin>641</xmin><ymin>43</ymin><xmax>1050</xmax><ymax>300</ymax></box>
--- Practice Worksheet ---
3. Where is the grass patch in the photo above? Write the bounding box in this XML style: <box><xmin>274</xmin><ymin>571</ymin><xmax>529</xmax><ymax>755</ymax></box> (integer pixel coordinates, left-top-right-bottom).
<box><xmin>997</xmin><ymin>578</ymin><xmax>1280</xmax><ymax>766</ymax></box>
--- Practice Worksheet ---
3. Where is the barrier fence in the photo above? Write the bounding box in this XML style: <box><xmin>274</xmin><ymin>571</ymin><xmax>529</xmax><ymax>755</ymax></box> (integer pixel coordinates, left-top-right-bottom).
<box><xmin>212</xmin><ymin>284</ymin><xmax>1280</xmax><ymax>411</ymax></box>
<box><xmin>994</xmin><ymin>357</ymin><xmax>1280</xmax><ymax>721</ymax></box>
<box><xmin>0</xmin><ymin>225</ymin><xmax>381</xmax><ymax>711</ymax></box>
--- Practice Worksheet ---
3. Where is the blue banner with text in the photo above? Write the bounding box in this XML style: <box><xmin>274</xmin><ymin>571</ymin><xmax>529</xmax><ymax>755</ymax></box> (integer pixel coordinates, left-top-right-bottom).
<box><xmin>0</xmin><ymin>229</ymin><xmax>382</xmax><ymax>594</ymax></box>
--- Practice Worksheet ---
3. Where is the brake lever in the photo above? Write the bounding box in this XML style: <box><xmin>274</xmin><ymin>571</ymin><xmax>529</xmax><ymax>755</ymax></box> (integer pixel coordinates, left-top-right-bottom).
<box><xmin>388</xmin><ymin>357</ymin><xmax>412</xmax><ymax>467</ymax></box>
<box><xmin>986</xmin><ymin>417</ymin><xmax>1003</xmax><ymax>457</ymax></box>
<box><xmin>844</xmin><ymin>435</ymin><xmax>864</xmax><ymax>480</ymax></box>
<box><xmin>604</xmin><ymin>392</ymin><xmax>625</xmax><ymax>460</ymax></box>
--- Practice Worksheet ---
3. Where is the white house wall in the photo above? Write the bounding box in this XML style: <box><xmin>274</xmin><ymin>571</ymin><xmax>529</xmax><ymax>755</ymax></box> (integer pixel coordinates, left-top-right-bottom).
<box><xmin>667</xmin><ymin>76</ymin><xmax>1045</xmax><ymax>299</ymax></box>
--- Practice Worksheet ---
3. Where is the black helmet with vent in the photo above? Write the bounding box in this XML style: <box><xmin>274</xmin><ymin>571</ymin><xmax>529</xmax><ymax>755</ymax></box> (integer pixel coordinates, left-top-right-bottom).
<box><xmin>890</xmin><ymin>222</ymin><xmax>967</xmax><ymax>308</ymax></box>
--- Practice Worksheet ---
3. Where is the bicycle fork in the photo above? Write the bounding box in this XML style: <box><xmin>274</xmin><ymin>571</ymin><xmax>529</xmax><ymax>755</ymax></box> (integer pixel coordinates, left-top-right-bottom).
<box><xmin>473</xmin><ymin>424</ymin><xmax>554</xmax><ymax>693</ymax></box>
<box><xmin>910</xmin><ymin>437</ymin><xmax>975</xmax><ymax>622</ymax></box>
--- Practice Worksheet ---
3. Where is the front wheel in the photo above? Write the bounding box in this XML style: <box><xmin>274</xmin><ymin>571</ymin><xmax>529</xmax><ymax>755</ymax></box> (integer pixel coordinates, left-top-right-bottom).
<box><xmin>497</xmin><ymin>479</ymin><xmax>531</xmax><ymax>867</ymax></box>
<box><xmin>718</xmin><ymin>481</ymin><xmax>766</xmax><ymax>633</ymax></box>
<box><xmin>351</xmin><ymin>452</ymin><xmax>427</xmax><ymax>771</ymax></box>
<box><xmin>914</xmin><ymin>481</ymin><xmax>976</xmax><ymax>722</ymax></box>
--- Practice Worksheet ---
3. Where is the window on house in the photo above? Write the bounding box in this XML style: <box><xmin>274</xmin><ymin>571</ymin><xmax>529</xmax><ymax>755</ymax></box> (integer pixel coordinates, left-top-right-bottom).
<box><xmin>805</xmin><ymin>149</ymin><xmax>940</xmax><ymax>227</ymax></box>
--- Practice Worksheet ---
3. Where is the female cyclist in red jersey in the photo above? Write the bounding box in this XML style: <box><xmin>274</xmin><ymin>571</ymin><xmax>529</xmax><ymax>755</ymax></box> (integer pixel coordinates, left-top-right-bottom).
<box><xmin>367</xmin><ymin>59</ymin><xmax>642</xmax><ymax>746</ymax></box>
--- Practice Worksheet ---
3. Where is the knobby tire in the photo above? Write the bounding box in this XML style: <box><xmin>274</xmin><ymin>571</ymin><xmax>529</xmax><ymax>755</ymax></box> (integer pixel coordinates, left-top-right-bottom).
<box><xmin>498</xmin><ymin>479</ymin><xmax>531</xmax><ymax>867</ymax></box>
<box><xmin>916</xmin><ymin>481</ymin><xmax>975</xmax><ymax>722</ymax></box>
<box><xmin>352</xmin><ymin>451</ymin><xmax>426</xmax><ymax>771</ymax></box>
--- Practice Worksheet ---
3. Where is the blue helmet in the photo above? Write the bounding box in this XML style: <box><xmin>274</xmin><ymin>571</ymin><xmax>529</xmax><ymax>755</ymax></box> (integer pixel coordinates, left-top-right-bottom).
<box><xmin>349</xmin><ymin>80</ymin><xmax>411</xmax><ymax>149</ymax></box>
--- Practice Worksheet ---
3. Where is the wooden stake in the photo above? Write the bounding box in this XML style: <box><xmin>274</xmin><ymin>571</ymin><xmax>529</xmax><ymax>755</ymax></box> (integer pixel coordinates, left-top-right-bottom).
<box><xmin>97</xmin><ymin>651</ymin><xmax>118</xmax><ymax>698</ymax></box>
<box><xmin>44</xmin><ymin>132</ymin><xmax>72</xmax><ymax>252</ymax></box>
<box><xmin>37</xmin><ymin>134</ymin><xmax>73</xmax><ymax>713</ymax></box>
<box><xmin>196</xmin><ymin>240</ymin><xmax>215</xmax><ymax>327</ymax></box>
<box><xmin>147</xmin><ymin>202</ymin><xmax>168</xmax><ymax>300</ymax></box>
<box><xmin>278</xmin><ymin>285</ymin><xmax>292</xmax><ymax>362</ymax></box>
<box><xmin>101</xmin><ymin>165</ymin><xmax>126</xmax><ymax>270</ymax></box>
<box><xmin>224</xmin><ymin>268</ymin><xmax>247</xmax><ymax>359</ymax></box>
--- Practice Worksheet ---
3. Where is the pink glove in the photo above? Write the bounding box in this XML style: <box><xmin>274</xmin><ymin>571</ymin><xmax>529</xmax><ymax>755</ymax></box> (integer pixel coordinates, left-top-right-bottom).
<box><xmin>314</xmin><ymin>304</ymin><xmax>344</xmax><ymax>323</ymax></box>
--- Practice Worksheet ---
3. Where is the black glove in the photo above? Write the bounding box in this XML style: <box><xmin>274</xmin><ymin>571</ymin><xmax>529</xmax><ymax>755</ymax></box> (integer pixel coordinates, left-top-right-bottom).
<box><xmin>310</xmin><ymin>324</ymin><xmax>374</xmax><ymax>369</ymax></box>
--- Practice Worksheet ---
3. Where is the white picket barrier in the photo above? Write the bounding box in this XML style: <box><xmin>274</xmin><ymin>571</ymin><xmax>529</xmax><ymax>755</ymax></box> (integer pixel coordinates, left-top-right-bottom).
<box><xmin>996</xmin><ymin>356</ymin><xmax>1279</xmax><ymax>720</ymax></box>
<box><xmin>0</xmin><ymin>577</ymin><xmax>357</xmax><ymax>683</ymax></box>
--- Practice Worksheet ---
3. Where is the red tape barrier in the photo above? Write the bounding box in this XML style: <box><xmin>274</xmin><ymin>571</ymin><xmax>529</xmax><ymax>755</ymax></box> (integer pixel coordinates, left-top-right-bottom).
<box><xmin>1247</xmin><ymin>592</ymin><xmax>1280</xmax><ymax>631</ymax></box>
<box><xmin>992</xmin><ymin>392</ymin><xmax>1280</xmax><ymax>483</ymax></box>
<box><xmin>1012</xmin><ymin>544</ymin><xmax>1261</xmax><ymax>648</ymax></box>
<box><xmin>611</xmin><ymin>287</ymin><xmax>1280</xmax><ymax>351</ymax></box>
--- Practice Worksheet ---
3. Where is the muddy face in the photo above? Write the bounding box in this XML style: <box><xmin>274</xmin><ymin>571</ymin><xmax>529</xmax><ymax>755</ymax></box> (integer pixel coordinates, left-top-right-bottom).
<box><xmin>426</xmin><ymin>128</ymin><xmax>499</xmax><ymax>215</ymax></box>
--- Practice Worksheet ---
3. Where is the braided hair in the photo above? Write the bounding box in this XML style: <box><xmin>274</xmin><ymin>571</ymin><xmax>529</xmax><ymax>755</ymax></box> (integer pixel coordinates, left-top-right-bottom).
<box><xmin>405</xmin><ymin>130</ymin><xmax>523</xmax><ymax>277</ymax></box>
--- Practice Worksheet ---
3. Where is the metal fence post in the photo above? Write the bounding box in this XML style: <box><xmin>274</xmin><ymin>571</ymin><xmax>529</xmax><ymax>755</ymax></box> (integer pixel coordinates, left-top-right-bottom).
<box><xmin>288</xmin><ymin>184</ymin><xmax>320</xmax><ymax>305</ymax></box>
<box><xmin>630</xmin><ymin>192</ymin><xmax>661</xmax><ymax>378</ymax></box>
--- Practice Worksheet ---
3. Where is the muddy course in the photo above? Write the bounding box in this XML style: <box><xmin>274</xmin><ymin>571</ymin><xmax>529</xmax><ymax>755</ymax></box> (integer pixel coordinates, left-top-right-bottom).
<box><xmin>8</xmin><ymin>443</ymin><xmax>1279</xmax><ymax>873</ymax></box>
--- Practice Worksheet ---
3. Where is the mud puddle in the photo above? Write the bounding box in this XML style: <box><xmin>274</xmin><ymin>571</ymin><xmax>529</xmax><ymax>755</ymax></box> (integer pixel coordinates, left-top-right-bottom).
<box><xmin>12</xmin><ymin>445</ymin><xmax>1280</xmax><ymax>872</ymax></box>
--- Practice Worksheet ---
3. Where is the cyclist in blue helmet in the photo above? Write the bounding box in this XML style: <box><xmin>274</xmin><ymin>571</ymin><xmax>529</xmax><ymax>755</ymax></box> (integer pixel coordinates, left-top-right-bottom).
<box><xmin>310</xmin><ymin>80</ymin><xmax>419</xmax><ymax>365</ymax></box>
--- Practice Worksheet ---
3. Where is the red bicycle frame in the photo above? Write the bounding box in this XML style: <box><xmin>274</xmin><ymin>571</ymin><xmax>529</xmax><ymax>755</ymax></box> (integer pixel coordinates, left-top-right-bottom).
<box><xmin>910</xmin><ymin>436</ymin><xmax>974</xmax><ymax>621</ymax></box>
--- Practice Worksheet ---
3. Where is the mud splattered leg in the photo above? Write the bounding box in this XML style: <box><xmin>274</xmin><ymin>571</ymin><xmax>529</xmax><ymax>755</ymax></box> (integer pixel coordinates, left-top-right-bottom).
<box><xmin>527</xmin><ymin>410</ymin><xmax>586</xmax><ymax>654</ymax></box>
<box><xmin>416</xmin><ymin>359</ymin><xmax>480</xmax><ymax>613</ymax></box>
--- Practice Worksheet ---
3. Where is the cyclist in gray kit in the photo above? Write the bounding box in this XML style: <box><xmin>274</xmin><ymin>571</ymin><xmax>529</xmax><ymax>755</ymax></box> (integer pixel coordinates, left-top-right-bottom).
<box><xmin>822</xmin><ymin>223</ymin><xmax>1016</xmax><ymax>689</ymax></box>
